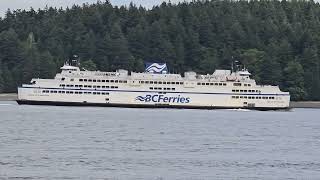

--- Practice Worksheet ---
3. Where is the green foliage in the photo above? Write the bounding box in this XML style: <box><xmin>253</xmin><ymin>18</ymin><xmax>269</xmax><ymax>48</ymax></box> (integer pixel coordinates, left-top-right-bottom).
<box><xmin>0</xmin><ymin>0</ymin><xmax>320</xmax><ymax>100</ymax></box>
<box><xmin>81</xmin><ymin>59</ymin><xmax>97</xmax><ymax>71</ymax></box>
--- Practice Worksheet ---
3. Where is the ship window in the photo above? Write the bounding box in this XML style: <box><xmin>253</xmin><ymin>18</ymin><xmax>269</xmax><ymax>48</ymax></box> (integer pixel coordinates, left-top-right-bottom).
<box><xmin>172</xmin><ymin>88</ymin><xmax>175</xmax><ymax>90</ymax></box>
<box><xmin>159</xmin><ymin>81</ymin><xmax>163</xmax><ymax>84</ymax></box>
<box><xmin>248</xmin><ymin>90</ymin><xmax>251</xmax><ymax>92</ymax></box>
<box><xmin>93</xmin><ymin>85</ymin><xmax>96</xmax><ymax>88</ymax></box>
<box><xmin>61</xmin><ymin>78</ymin><xmax>65</xmax><ymax>81</ymax></box>
<box><xmin>88</xmin><ymin>92</ymin><xmax>92</xmax><ymax>94</ymax></box>
<box><xmin>106</xmin><ymin>80</ymin><xmax>109</xmax><ymax>82</ymax></box>
<box><xmin>232</xmin><ymin>90</ymin><xmax>235</xmax><ymax>92</ymax></box>
<box><xmin>97</xmin><ymin>92</ymin><xmax>100</xmax><ymax>95</ymax></box>
<box><xmin>102</xmin><ymin>86</ymin><xmax>105</xmax><ymax>88</ymax></box>
<box><xmin>88</xmin><ymin>85</ymin><xmax>92</xmax><ymax>88</ymax></box>
<box><xmin>93</xmin><ymin>92</ymin><xmax>96</xmax><ymax>95</ymax></box>
<box><xmin>223</xmin><ymin>83</ymin><xmax>227</xmax><ymax>86</ymax></box>
<box><xmin>84</xmin><ymin>85</ymin><xmax>88</xmax><ymax>88</ymax></box>
<box><xmin>252</xmin><ymin>97</ymin><xmax>255</xmax><ymax>99</ymax></box>
<box><xmin>248</xmin><ymin>96</ymin><xmax>252</xmax><ymax>99</ymax></box>
<box><xmin>248</xmin><ymin>84</ymin><xmax>251</xmax><ymax>86</ymax></box>
<box><xmin>244</xmin><ymin>90</ymin><xmax>247</xmax><ymax>92</ymax></box>
<box><xmin>244</xmin><ymin>96</ymin><xmax>247</xmax><ymax>99</ymax></box>
<box><xmin>70</xmin><ymin>79</ymin><xmax>74</xmax><ymax>81</ymax></box>
<box><xmin>233</xmin><ymin>83</ymin><xmax>241</xmax><ymax>86</ymax></box>
<box><xmin>110</xmin><ymin>80</ymin><xmax>114</xmax><ymax>83</ymax></box>
<box><xmin>124</xmin><ymin>81</ymin><xmax>127</xmax><ymax>83</ymax></box>
<box><xmin>197</xmin><ymin>83</ymin><xmax>201</xmax><ymax>85</ymax></box>
<box><xmin>240</xmin><ymin>90</ymin><xmax>243</xmax><ymax>92</ymax></box>
<box><xmin>83</xmin><ymin>79</ymin><xmax>87</xmax><ymax>82</ymax></box>
<box><xmin>150</xmin><ymin>87</ymin><xmax>153</xmax><ymax>90</ymax></box>
<box><xmin>97</xmin><ymin>80</ymin><xmax>101</xmax><ymax>82</ymax></box>
<box><xmin>150</xmin><ymin>81</ymin><xmax>154</xmax><ymax>84</ymax></box>
<box><xmin>232</xmin><ymin>96</ymin><xmax>235</xmax><ymax>99</ymax></box>
<box><xmin>79</xmin><ymin>79</ymin><xmax>83</xmax><ymax>82</ymax></box>
<box><xmin>75</xmin><ymin>91</ymin><xmax>79</xmax><ymax>94</ymax></box>
<box><xmin>244</xmin><ymin>84</ymin><xmax>247</xmax><ymax>86</ymax></box>
<box><xmin>219</xmin><ymin>83</ymin><xmax>222</xmax><ymax>86</ymax></box>
<box><xmin>201</xmin><ymin>83</ymin><xmax>205</xmax><ymax>85</ymax></box>
<box><xmin>154</xmin><ymin>81</ymin><xmax>158</xmax><ymax>84</ymax></box>
<box><xmin>92</xmin><ymin>79</ymin><xmax>96</xmax><ymax>82</ymax></box>
<box><xmin>102</xmin><ymin>80</ymin><xmax>105</xmax><ymax>82</ymax></box>
<box><xmin>97</xmin><ymin>86</ymin><xmax>101</xmax><ymax>88</ymax></box>
<box><xmin>180</xmin><ymin>82</ymin><xmax>183</xmax><ymax>85</ymax></box>
<box><xmin>75</xmin><ymin>85</ymin><xmax>79</xmax><ymax>87</ymax></box>
<box><xmin>79</xmin><ymin>92</ymin><xmax>83</xmax><ymax>94</ymax></box>
<box><xmin>88</xmin><ymin>79</ymin><xmax>92</xmax><ymax>82</ymax></box>
<box><xmin>215</xmin><ymin>83</ymin><xmax>218</xmax><ymax>85</ymax></box>
<box><xmin>240</xmin><ymin>96</ymin><xmax>243</xmax><ymax>99</ymax></box>
<box><xmin>79</xmin><ymin>85</ymin><xmax>83</xmax><ymax>88</ymax></box>
<box><xmin>210</xmin><ymin>83</ymin><xmax>214</xmax><ymax>85</ymax></box>
<box><xmin>42</xmin><ymin>90</ymin><xmax>46</xmax><ymax>93</ymax></box>
<box><xmin>236</xmin><ymin>90</ymin><xmax>239</xmax><ymax>92</ymax></box>
<box><xmin>115</xmin><ymin>80</ymin><xmax>118</xmax><ymax>83</ymax></box>
<box><xmin>205</xmin><ymin>83</ymin><xmax>209</xmax><ymax>85</ymax></box>
<box><xmin>115</xmin><ymin>86</ymin><xmax>118</xmax><ymax>89</ymax></box>
<box><xmin>236</xmin><ymin>96</ymin><xmax>239</xmax><ymax>99</ymax></box>
<box><xmin>106</xmin><ymin>86</ymin><xmax>109</xmax><ymax>88</ymax></box>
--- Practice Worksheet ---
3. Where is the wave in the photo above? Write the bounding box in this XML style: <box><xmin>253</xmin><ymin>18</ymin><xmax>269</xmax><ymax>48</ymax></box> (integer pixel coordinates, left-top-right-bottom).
<box><xmin>135</xmin><ymin>96</ymin><xmax>145</xmax><ymax>101</ymax></box>
<box><xmin>146</xmin><ymin>63</ymin><xmax>167</xmax><ymax>73</ymax></box>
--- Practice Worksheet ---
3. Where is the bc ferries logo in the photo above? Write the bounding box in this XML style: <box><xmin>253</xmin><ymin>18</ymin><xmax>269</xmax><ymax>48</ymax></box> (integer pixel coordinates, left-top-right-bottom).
<box><xmin>135</xmin><ymin>94</ymin><xmax>190</xmax><ymax>103</ymax></box>
<box><xmin>145</xmin><ymin>63</ymin><xmax>168</xmax><ymax>74</ymax></box>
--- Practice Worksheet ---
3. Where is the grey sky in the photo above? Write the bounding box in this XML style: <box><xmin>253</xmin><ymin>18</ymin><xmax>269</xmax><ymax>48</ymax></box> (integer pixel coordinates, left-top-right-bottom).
<box><xmin>0</xmin><ymin>0</ymin><xmax>189</xmax><ymax>17</ymax></box>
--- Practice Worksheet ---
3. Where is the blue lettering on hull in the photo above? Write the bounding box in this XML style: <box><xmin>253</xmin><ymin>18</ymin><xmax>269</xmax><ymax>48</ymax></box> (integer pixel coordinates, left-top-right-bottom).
<box><xmin>135</xmin><ymin>95</ymin><xmax>191</xmax><ymax>103</ymax></box>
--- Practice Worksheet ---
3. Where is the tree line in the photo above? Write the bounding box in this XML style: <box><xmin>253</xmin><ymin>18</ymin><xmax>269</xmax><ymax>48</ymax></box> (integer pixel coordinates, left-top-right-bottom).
<box><xmin>0</xmin><ymin>0</ymin><xmax>320</xmax><ymax>100</ymax></box>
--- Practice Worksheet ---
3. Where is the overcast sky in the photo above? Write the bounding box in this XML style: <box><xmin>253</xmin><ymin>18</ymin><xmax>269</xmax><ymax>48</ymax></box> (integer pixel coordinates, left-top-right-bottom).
<box><xmin>0</xmin><ymin>0</ymin><xmax>188</xmax><ymax>17</ymax></box>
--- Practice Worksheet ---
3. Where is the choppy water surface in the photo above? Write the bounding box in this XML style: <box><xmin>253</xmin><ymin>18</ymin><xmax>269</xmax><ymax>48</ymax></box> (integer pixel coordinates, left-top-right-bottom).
<box><xmin>1</xmin><ymin>101</ymin><xmax>320</xmax><ymax>179</ymax></box>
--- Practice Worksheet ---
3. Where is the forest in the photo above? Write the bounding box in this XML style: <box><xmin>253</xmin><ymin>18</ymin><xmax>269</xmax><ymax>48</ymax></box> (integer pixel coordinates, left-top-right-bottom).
<box><xmin>0</xmin><ymin>0</ymin><xmax>320</xmax><ymax>100</ymax></box>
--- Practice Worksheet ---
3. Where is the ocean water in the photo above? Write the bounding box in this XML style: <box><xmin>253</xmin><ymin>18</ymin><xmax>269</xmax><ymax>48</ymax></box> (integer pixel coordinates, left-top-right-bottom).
<box><xmin>0</xmin><ymin>101</ymin><xmax>320</xmax><ymax>180</ymax></box>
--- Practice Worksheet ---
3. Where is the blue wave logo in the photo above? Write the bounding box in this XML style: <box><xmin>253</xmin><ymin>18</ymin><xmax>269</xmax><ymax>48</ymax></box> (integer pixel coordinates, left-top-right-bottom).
<box><xmin>135</xmin><ymin>96</ymin><xmax>145</xmax><ymax>101</ymax></box>
<box><xmin>145</xmin><ymin>63</ymin><xmax>168</xmax><ymax>73</ymax></box>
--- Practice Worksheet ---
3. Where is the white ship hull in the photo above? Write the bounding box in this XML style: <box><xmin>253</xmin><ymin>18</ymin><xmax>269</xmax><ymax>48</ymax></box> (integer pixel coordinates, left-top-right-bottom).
<box><xmin>17</xmin><ymin>62</ymin><xmax>290</xmax><ymax>110</ymax></box>
<box><xmin>17</xmin><ymin>86</ymin><xmax>290</xmax><ymax>110</ymax></box>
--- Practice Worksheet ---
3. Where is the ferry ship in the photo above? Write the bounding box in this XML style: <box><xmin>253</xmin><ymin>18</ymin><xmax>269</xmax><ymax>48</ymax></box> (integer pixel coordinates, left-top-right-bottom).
<box><xmin>17</xmin><ymin>61</ymin><xmax>290</xmax><ymax>110</ymax></box>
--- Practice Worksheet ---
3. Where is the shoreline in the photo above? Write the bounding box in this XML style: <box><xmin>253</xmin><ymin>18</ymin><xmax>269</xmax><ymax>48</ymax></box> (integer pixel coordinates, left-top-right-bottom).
<box><xmin>1</xmin><ymin>94</ymin><xmax>320</xmax><ymax>108</ymax></box>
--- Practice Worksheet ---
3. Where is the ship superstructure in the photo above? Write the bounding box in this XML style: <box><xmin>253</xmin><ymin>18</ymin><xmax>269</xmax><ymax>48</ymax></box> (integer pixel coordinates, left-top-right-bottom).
<box><xmin>17</xmin><ymin>62</ymin><xmax>290</xmax><ymax>110</ymax></box>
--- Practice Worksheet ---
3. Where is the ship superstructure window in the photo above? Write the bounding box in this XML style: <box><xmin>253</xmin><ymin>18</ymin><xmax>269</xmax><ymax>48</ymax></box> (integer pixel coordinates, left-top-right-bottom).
<box><xmin>197</xmin><ymin>82</ymin><xmax>227</xmax><ymax>86</ymax></box>
<box><xmin>232</xmin><ymin>96</ymin><xmax>275</xmax><ymax>100</ymax></box>
<box><xmin>233</xmin><ymin>83</ymin><xmax>241</xmax><ymax>86</ymax></box>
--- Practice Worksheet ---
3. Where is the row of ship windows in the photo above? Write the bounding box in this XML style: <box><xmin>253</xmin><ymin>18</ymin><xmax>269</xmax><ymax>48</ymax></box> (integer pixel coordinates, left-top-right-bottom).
<box><xmin>232</xmin><ymin>96</ymin><xmax>275</xmax><ymax>99</ymax></box>
<box><xmin>149</xmin><ymin>87</ymin><xmax>176</xmax><ymax>91</ymax></box>
<box><xmin>42</xmin><ymin>90</ymin><xmax>109</xmax><ymax>95</ymax></box>
<box><xmin>197</xmin><ymin>82</ymin><xmax>227</xmax><ymax>86</ymax></box>
<box><xmin>60</xmin><ymin>84</ymin><xmax>119</xmax><ymax>89</ymax></box>
<box><xmin>233</xmin><ymin>83</ymin><xmax>252</xmax><ymax>87</ymax></box>
<box><xmin>232</xmin><ymin>89</ymin><xmax>261</xmax><ymax>93</ymax></box>
<box><xmin>79</xmin><ymin>79</ymin><xmax>128</xmax><ymax>83</ymax></box>
<box><xmin>139</xmin><ymin>81</ymin><xmax>183</xmax><ymax>85</ymax></box>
